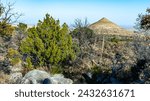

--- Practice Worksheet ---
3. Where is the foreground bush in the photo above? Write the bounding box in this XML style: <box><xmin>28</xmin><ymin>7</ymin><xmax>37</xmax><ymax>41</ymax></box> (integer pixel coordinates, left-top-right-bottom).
<box><xmin>20</xmin><ymin>14</ymin><xmax>76</xmax><ymax>69</ymax></box>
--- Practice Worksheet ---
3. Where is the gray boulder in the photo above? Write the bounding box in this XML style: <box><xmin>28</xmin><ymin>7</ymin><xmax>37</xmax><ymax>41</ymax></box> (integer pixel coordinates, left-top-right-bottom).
<box><xmin>51</xmin><ymin>74</ymin><xmax>73</xmax><ymax>84</ymax></box>
<box><xmin>21</xmin><ymin>69</ymin><xmax>73</xmax><ymax>84</ymax></box>
<box><xmin>21</xmin><ymin>70</ymin><xmax>51</xmax><ymax>84</ymax></box>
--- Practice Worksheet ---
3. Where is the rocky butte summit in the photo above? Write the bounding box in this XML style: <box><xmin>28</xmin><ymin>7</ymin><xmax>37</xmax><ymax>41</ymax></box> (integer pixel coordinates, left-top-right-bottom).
<box><xmin>89</xmin><ymin>17</ymin><xmax>134</xmax><ymax>36</ymax></box>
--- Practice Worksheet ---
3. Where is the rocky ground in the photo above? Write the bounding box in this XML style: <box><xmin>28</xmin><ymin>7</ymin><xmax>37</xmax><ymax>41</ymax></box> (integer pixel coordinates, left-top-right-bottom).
<box><xmin>63</xmin><ymin>35</ymin><xmax>150</xmax><ymax>84</ymax></box>
<box><xmin>0</xmin><ymin>34</ymin><xmax>150</xmax><ymax>84</ymax></box>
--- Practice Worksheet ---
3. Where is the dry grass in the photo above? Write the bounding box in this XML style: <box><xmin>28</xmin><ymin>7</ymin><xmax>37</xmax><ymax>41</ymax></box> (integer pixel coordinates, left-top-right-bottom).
<box><xmin>0</xmin><ymin>71</ymin><xmax>10</xmax><ymax>84</ymax></box>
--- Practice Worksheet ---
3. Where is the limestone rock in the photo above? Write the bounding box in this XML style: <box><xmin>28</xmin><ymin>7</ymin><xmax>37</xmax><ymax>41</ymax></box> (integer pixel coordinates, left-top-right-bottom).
<box><xmin>0</xmin><ymin>55</ymin><xmax>5</xmax><ymax>61</ymax></box>
<box><xmin>21</xmin><ymin>69</ymin><xmax>73</xmax><ymax>84</ymax></box>
<box><xmin>10</xmin><ymin>61</ymin><xmax>23</xmax><ymax>73</ymax></box>
<box><xmin>51</xmin><ymin>74</ymin><xmax>73</xmax><ymax>84</ymax></box>
<box><xmin>21</xmin><ymin>70</ymin><xmax>51</xmax><ymax>84</ymax></box>
<box><xmin>0</xmin><ymin>71</ymin><xmax>10</xmax><ymax>84</ymax></box>
<box><xmin>9</xmin><ymin>73</ymin><xmax>22</xmax><ymax>84</ymax></box>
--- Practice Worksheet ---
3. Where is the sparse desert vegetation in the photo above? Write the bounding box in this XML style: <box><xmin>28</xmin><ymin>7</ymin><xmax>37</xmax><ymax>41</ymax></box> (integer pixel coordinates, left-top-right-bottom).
<box><xmin>0</xmin><ymin>1</ymin><xmax>150</xmax><ymax>84</ymax></box>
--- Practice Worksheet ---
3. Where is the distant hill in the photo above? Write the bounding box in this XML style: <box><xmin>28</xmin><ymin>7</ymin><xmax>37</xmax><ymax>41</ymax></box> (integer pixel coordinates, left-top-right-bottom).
<box><xmin>89</xmin><ymin>17</ymin><xmax>134</xmax><ymax>36</ymax></box>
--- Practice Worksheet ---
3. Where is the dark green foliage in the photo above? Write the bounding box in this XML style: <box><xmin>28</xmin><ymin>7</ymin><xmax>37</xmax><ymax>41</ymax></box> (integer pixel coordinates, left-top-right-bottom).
<box><xmin>20</xmin><ymin>14</ymin><xmax>76</xmax><ymax>68</ymax></box>
<box><xmin>140</xmin><ymin>8</ymin><xmax>150</xmax><ymax>30</ymax></box>
<box><xmin>16</xmin><ymin>23</ymin><xmax>27</xmax><ymax>36</ymax></box>
<box><xmin>135</xmin><ymin>8</ymin><xmax>150</xmax><ymax>31</ymax></box>
<box><xmin>0</xmin><ymin>22</ymin><xmax>14</xmax><ymax>40</ymax></box>
<box><xmin>15</xmin><ymin>23</ymin><xmax>28</xmax><ymax>46</ymax></box>
<box><xmin>50</xmin><ymin>65</ymin><xmax>63</xmax><ymax>74</ymax></box>
<box><xmin>71</xmin><ymin>27</ymin><xmax>95</xmax><ymax>46</ymax></box>
<box><xmin>110</xmin><ymin>36</ymin><xmax>119</xmax><ymax>43</ymax></box>
<box><xmin>6</xmin><ymin>48</ymin><xmax>21</xmax><ymax>66</ymax></box>
<box><xmin>25</xmin><ymin>57</ymin><xmax>33</xmax><ymax>69</ymax></box>
<box><xmin>71</xmin><ymin>18</ymin><xmax>95</xmax><ymax>46</ymax></box>
<box><xmin>17</xmin><ymin>23</ymin><xmax>27</xmax><ymax>32</ymax></box>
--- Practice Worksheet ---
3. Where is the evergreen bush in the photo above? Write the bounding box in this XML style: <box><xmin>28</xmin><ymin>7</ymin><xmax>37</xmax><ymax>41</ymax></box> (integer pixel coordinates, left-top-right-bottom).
<box><xmin>20</xmin><ymin>14</ymin><xmax>76</xmax><ymax>68</ymax></box>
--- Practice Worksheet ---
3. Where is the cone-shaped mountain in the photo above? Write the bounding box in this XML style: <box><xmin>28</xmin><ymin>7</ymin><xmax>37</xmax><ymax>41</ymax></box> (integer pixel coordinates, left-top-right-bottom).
<box><xmin>89</xmin><ymin>17</ymin><xmax>134</xmax><ymax>36</ymax></box>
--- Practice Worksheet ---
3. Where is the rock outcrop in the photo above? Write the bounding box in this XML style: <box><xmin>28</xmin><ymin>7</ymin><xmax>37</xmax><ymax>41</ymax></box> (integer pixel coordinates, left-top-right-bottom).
<box><xmin>9</xmin><ymin>73</ymin><xmax>22</xmax><ymax>84</ymax></box>
<box><xmin>8</xmin><ymin>61</ymin><xmax>23</xmax><ymax>83</ymax></box>
<box><xmin>21</xmin><ymin>70</ymin><xmax>73</xmax><ymax>84</ymax></box>
<box><xmin>50</xmin><ymin>74</ymin><xmax>73</xmax><ymax>84</ymax></box>
<box><xmin>21</xmin><ymin>70</ymin><xmax>51</xmax><ymax>84</ymax></box>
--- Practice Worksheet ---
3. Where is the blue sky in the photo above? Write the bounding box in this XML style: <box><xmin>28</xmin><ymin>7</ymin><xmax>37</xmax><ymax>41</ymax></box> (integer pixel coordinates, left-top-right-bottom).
<box><xmin>1</xmin><ymin>0</ymin><xmax>150</xmax><ymax>28</ymax></box>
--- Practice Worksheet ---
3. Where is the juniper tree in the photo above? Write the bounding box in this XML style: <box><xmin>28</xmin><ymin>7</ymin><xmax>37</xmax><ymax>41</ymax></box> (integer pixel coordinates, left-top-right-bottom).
<box><xmin>20</xmin><ymin>14</ymin><xmax>76</xmax><ymax>68</ymax></box>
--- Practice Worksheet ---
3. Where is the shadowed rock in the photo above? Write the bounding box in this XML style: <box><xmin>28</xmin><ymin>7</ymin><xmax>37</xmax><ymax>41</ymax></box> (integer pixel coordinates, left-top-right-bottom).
<box><xmin>43</xmin><ymin>78</ymin><xmax>51</xmax><ymax>84</ymax></box>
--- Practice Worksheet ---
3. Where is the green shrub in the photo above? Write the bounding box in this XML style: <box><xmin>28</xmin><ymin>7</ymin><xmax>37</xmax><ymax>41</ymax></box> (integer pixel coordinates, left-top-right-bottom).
<box><xmin>20</xmin><ymin>14</ymin><xmax>76</xmax><ymax>69</ymax></box>
<box><xmin>110</xmin><ymin>36</ymin><xmax>120</xmax><ymax>43</ymax></box>
<box><xmin>25</xmin><ymin>57</ymin><xmax>33</xmax><ymax>70</ymax></box>
<box><xmin>50</xmin><ymin>65</ymin><xmax>63</xmax><ymax>75</ymax></box>
<box><xmin>71</xmin><ymin>27</ymin><xmax>95</xmax><ymax>46</ymax></box>
<box><xmin>16</xmin><ymin>23</ymin><xmax>27</xmax><ymax>32</ymax></box>
<box><xmin>0</xmin><ymin>22</ymin><xmax>15</xmax><ymax>40</ymax></box>
<box><xmin>6</xmin><ymin>48</ymin><xmax>21</xmax><ymax>65</ymax></box>
<box><xmin>11</xmin><ymin>58</ymin><xmax>21</xmax><ymax>66</ymax></box>
<box><xmin>90</xmin><ymin>66</ymin><xmax>101</xmax><ymax>74</ymax></box>
<box><xmin>7</xmin><ymin>48</ymin><xmax>19</xmax><ymax>58</ymax></box>
<box><xmin>91</xmin><ymin>66</ymin><xmax>112</xmax><ymax>74</ymax></box>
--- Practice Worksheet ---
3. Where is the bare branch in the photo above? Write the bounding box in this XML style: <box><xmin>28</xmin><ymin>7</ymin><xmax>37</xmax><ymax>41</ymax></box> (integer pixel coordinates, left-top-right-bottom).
<box><xmin>0</xmin><ymin>2</ymin><xmax>22</xmax><ymax>24</ymax></box>
<box><xmin>72</xmin><ymin>18</ymin><xmax>89</xmax><ymax>29</ymax></box>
